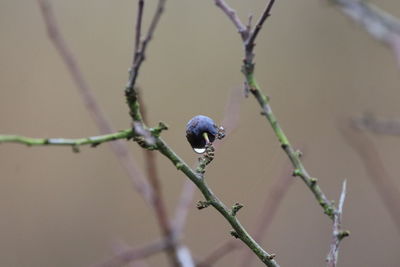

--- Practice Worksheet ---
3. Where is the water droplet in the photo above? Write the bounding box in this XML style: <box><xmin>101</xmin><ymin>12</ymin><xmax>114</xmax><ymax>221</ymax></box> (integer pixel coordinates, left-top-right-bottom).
<box><xmin>193</xmin><ymin>147</ymin><xmax>206</xmax><ymax>154</ymax></box>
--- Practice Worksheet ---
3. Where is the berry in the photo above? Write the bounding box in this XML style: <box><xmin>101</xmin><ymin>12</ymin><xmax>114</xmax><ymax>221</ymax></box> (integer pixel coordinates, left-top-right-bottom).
<box><xmin>186</xmin><ymin>115</ymin><xmax>218</xmax><ymax>153</ymax></box>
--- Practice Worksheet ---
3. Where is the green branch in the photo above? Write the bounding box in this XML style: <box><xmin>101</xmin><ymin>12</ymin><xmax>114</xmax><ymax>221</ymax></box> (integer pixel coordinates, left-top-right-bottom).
<box><xmin>0</xmin><ymin>129</ymin><xmax>134</xmax><ymax>148</ymax></box>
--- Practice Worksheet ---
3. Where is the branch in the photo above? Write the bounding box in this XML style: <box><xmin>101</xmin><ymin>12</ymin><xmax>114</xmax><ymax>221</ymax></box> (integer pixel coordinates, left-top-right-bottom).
<box><xmin>326</xmin><ymin>180</ymin><xmax>349</xmax><ymax>267</ymax></box>
<box><xmin>0</xmin><ymin>130</ymin><xmax>133</xmax><ymax>148</ymax></box>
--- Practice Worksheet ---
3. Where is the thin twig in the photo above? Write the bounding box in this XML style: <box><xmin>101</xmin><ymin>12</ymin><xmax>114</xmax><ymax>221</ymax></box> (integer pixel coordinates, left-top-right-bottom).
<box><xmin>339</xmin><ymin>120</ymin><xmax>400</xmax><ymax>233</ymax></box>
<box><xmin>326</xmin><ymin>180</ymin><xmax>349</xmax><ymax>267</ymax></box>
<box><xmin>36</xmin><ymin>0</ymin><xmax>153</xmax><ymax>203</ymax></box>
<box><xmin>134</xmin><ymin>0</ymin><xmax>144</xmax><ymax>62</ymax></box>
<box><xmin>0</xmin><ymin>130</ymin><xmax>133</xmax><ymax>147</ymax></box>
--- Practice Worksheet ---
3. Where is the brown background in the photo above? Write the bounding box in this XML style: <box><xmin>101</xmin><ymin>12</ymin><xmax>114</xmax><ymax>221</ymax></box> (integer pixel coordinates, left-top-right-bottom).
<box><xmin>1</xmin><ymin>0</ymin><xmax>400</xmax><ymax>266</ymax></box>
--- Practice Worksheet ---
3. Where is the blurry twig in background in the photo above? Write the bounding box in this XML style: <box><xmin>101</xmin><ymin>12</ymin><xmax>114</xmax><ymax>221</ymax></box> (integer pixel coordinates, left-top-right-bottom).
<box><xmin>197</xmin><ymin>165</ymin><xmax>294</xmax><ymax>267</ymax></box>
<box><xmin>330</xmin><ymin>0</ymin><xmax>400</xmax><ymax>68</ymax></box>
<box><xmin>326</xmin><ymin>180</ymin><xmax>349</xmax><ymax>267</ymax></box>
<box><xmin>36</xmin><ymin>0</ymin><xmax>153</xmax><ymax>203</ymax></box>
<box><xmin>339</xmin><ymin>120</ymin><xmax>400</xmax><ymax>233</ymax></box>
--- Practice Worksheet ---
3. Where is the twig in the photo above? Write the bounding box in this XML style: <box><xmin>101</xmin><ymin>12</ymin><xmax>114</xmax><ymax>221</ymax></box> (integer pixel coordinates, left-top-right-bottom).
<box><xmin>326</xmin><ymin>180</ymin><xmax>349</xmax><ymax>267</ymax></box>
<box><xmin>0</xmin><ymin>130</ymin><xmax>133</xmax><ymax>148</ymax></box>
<box><xmin>339</xmin><ymin>120</ymin><xmax>400</xmax><ymax>233</ymax></box>
<box><xmin>134</xmin><ymin>0</ymin><xmax>144</xmax><ymax>60</ymax></box>
<box><xmin>36</xmin><ymin>0</ymin><xmax>153</xmax><ymax>204</ymax></box>
<box><xmin>93</xmin><ymin>239</ymin><xmax>170</xmax><ymax>267</ymax></box>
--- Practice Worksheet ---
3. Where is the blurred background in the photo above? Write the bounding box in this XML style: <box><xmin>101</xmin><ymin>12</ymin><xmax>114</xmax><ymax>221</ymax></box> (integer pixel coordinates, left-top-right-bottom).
<box><xmin>1</xmin><ymin>0</ymin><xmax>400</xmax><ymax>266</ymax></box>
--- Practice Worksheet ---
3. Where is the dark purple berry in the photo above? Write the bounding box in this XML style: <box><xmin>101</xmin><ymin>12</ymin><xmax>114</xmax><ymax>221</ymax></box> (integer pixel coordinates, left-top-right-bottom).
<box><xmin>186</xmin><ymin>115</ymin><xmax>218</xmax><ymax>153</ymax></box>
